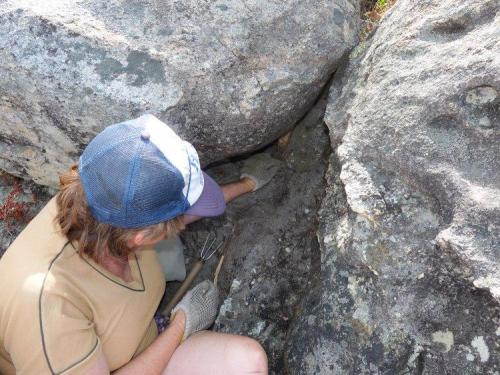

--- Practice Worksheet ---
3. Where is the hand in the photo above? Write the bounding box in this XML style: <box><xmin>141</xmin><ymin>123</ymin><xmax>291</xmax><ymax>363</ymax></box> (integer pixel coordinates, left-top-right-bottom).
<box><xmin>240</xmin><ymin>153</ymin><xmax>282</xmax><ymax>191</ymax></box>
<box><xmin>170</xmin><ymin>280</ymin><xmax>219</xmax><ymax>340</ymax></box>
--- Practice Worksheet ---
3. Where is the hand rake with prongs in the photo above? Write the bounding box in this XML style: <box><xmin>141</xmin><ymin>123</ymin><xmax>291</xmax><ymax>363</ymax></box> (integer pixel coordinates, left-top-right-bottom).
<box><xmin>163</xmin><ymin>232</ymin><xmax>224</xmax><ymax>316</ymax></box>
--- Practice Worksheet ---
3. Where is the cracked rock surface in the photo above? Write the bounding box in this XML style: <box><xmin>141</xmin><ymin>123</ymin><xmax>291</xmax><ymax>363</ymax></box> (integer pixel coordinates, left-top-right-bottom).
<box><xmin>287</xmin><ymin>0</ymin><xmax>500</xmax><ymax>373</ymax></box>
<box><xmin>0</xmin><ymin>0</ymin><xmax>359</xmax><ymax>187</ymax></box>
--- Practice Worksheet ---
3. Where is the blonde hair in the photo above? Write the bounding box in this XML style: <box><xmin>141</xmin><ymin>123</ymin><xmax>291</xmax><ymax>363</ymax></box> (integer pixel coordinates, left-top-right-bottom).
<box><xmin>55</xmin><ymin>165</ymin><xmax>185</xmax><ymax>263</ymax></box>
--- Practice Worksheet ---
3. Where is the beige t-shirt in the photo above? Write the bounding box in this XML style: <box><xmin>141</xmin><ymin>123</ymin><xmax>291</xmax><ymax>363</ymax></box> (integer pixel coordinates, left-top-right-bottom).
<box><xmin>0</xmin><ymin>198</ymin><xmax>166</xmax><ymax>374</ymax></box>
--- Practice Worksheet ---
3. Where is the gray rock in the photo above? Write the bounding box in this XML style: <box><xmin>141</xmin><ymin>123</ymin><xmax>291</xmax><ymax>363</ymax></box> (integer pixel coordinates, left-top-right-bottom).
<box><xmin>0</xmin><ymin>0</ymin><xmax>359</xmax><ymax>187</ymax></box>
<box><xmin>287</xmin><ymin>0</ymin><xmax>500</xmax><ymax>373</ymax></box>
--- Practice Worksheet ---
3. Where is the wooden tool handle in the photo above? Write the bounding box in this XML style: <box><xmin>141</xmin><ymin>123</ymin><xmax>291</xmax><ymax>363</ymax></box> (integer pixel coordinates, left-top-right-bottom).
<box><xmin>163</xmin><ymin>260</ymin><xmax>204</xmax><ymax>317</ymax></box>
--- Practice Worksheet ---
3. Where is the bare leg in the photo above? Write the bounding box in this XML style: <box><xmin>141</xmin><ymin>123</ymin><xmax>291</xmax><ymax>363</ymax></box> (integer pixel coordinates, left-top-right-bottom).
<box><xmin>163</xmin><ymin>331</ymin><xmax>268</xmax><ymax>375</ymax></box>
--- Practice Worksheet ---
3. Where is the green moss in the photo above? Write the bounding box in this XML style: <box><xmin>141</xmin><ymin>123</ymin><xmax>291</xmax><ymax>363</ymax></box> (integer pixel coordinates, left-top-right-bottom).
<box><xmin>360</xmin><ymin>0</ymin><xmax>397</xmax><ymax>40</ymax></box>
<box><xmin>375</xmin><ymin>0</ymin><xmax>391</xmax><ymax>11</ymax></box>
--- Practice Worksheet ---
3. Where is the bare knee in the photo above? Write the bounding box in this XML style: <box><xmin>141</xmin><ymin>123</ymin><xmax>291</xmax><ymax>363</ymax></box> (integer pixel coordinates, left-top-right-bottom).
<box><xmin>163</xmin><ymin>332</ymin><xmax>268</xmax><ymax>375</ymax></box>
<box><xmin>226</xmin><ymin>336</ymin><xmax>268</xmax><ymax>374</ymax></box>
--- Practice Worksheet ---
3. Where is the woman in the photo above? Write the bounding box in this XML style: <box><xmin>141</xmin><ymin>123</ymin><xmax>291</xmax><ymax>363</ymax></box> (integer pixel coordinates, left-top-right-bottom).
<box><xmin>0</xmin><ymin>114</ymin><xmax>280</xmax><ymax>374</ymax></box>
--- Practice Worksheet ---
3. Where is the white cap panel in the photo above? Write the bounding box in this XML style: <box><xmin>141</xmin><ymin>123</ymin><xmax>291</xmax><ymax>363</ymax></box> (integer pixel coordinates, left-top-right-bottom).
<box><xmin>145</xmin><ymin>115</ymin><xmax>204</xmax><ymax>206</ymax></box>
<box><xmin>183</xmin><ymin>141</ymin><xmax>204</xmax><ymax>205</ymax></box>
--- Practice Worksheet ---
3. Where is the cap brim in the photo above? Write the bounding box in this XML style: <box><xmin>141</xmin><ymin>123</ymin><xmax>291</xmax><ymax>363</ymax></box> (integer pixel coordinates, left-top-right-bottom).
<box><xmin>184</xmin><ymin>172</ymin><xmax>226</xmax><ymax>217</ymax></box>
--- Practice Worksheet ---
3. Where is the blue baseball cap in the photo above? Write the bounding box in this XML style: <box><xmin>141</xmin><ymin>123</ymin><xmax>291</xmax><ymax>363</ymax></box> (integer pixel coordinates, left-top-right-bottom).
<box><xmin>79</xmin><ymin>114</ymin><xmax>225</xmax><ymax>228</ymax></box>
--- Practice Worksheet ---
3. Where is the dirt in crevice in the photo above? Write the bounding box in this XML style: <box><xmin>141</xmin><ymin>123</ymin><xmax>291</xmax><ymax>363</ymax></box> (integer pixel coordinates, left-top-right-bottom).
<box><xmin>175</xmin><ymin>87</ymin><xmax>333</xmax><ymax>373</ymax></box>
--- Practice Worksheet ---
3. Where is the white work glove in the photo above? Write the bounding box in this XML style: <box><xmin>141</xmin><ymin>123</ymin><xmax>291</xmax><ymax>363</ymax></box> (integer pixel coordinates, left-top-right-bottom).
<box><xmin>171</xmin><ymin>280</ymin><xmax>219</xmax><ymax>340</ymax></box>
<box><xmin>240</xmin><ymin>153</ymin><xmax>282</xmax><ymax>191</ymax></box>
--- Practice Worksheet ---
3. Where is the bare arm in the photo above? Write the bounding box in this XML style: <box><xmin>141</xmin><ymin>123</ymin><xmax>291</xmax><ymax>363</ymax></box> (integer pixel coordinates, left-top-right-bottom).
<box><xmin>182</xmin><ymin>178</ymin><xmax>255</xmax><ymax>225</ymax></box>
<box><xmin>86</xmin><ymin>311</ymin><xmax>186</xmax><ymax>375</ymax></box>
<box><xmin>220</xmin><ymin>177</ymin><xmax>256</xmax><ymax>202</ymax></box>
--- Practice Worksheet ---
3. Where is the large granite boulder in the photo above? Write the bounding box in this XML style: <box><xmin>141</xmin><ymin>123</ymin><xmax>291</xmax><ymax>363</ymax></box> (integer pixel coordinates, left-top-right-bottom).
<box><xmin>0</xmin><ymin>0</ymin><xmax>359</xmax><ymax>187</ymax></box>
<box><xmin>287</xmin><ymin>0</ymin><xmax>500</xmax><ymax>373</ymax></box>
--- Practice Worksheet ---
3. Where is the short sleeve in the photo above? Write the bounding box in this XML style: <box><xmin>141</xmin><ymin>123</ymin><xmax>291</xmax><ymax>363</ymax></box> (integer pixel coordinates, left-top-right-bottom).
<box><xmin>39</xmin><ymin>291</ymin><xmax>102</xmax><ymax>374</ymax></box>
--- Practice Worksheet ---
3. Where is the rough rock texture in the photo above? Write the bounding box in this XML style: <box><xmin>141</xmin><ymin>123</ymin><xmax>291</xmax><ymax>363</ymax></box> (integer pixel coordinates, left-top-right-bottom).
<box><xmin>2</xmin><ymin>1</ymin><xmax>499</xmax><ymax>374</ymax></box>
<box><xmin>0</xmin><ymin>0</ymin><xmax>359</xmax><ymax>187</ymax></box>
<box><xmin>176</xmin><ymin>92</ymin><xmax>330</xmax><ymax>374</ymax></box>
<box><xmin>287</xmin><ymin>0</ymin><xmax>500</xmax><ymax>373</ymax></box>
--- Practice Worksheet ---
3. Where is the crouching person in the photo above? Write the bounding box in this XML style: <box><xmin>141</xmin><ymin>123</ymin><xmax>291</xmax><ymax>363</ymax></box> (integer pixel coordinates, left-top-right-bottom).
<box><xmin>0</xmin><ymin>115</ymin><xmax>273</xmax><ymax>374</ymax></box>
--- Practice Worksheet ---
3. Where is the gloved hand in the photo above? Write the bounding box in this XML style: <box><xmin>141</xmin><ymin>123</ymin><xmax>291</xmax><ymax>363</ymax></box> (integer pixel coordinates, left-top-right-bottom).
<box><xmin>171</xmin><ymin>280</ymin><xmax>219</xmax><ymax>341</ymax></box>
<box><xmin>240</xmin><ymin>153</ymin><xmax>282</xmax><ymax>191</ymax></box>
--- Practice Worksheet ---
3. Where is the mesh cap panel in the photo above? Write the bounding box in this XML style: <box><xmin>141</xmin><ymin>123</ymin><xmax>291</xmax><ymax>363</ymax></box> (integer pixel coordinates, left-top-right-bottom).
<box><xmin>79</xmin><ymin>116</ymin><xmax>190</xmax><ymax>228</ymax></box>
<box><xmin>129</xmin><ymin>145</ymin><xmax>186</xmax><ymax>219</ymax></box>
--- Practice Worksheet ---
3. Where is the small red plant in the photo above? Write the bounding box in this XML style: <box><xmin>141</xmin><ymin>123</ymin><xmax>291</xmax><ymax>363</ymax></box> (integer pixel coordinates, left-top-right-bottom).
<box><xmin>0</xmin><ymin>182</ymin><xmax>28</xmax><ymax>229</ymax></box>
